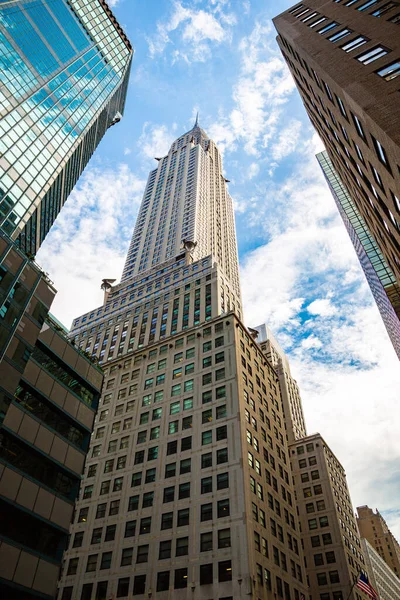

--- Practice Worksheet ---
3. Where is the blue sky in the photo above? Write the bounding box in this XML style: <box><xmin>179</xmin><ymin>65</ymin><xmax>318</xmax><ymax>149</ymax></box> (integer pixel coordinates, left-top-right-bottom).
<box><xmin>37</xmin><ymin>0</ymin><xmax>400</xmax><ymax>537</ymax></box>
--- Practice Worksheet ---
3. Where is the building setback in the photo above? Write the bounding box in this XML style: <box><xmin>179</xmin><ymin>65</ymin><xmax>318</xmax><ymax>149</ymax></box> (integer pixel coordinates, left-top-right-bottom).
<box><xmin>57</xmin><ymin>122</ymin><xmax>310</xmax><ymax>600</ymax></box>
<box><xmin>273</xmin><ymin>1</ymin><xmax>400</xmax><ymax>326</ymax></box>
<box><xmin>254</xmin><ymin>323</ymin><xmax>307</xmax><ymax>443</ymax></box>
<box><xmin>290</xmin><ymin>434</ymin><xmax>368</xmax><ymax>600</ymax></box>
<box><xmin>317</xmin><ymin>150</ymin><xmax>400</xmax><ymax>358</ymax></box>
<box><xmin>357</xmin><ymin>505</ymin><xmax>400</xmax><ymax>579</ymax></box>
<box><xmin>0</xmin><ymin>0</ymin><xmax>132</xmax><ymax>254</ymax></box>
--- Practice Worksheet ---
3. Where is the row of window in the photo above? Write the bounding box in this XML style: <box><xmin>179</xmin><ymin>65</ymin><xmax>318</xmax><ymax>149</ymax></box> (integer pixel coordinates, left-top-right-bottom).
<box><xmin>290</xmin><ymin>3</ymin><xmax>400</xmax><ymax>81</ymax></box>
<box><xmin>280</xmin><ymin>33</ymin><xmax>399</xmax><ymax>184</ymax></box>
<box><xmin>334</xmin><ymin>0</ymin><xmax>400</xmax><ymax>24</ymax></box>
<box><xmin>62</xmin><ymin>562</ymin><xmax>233</xmax><ymax>599</ymax></box>
<box><xmin>78</xmin><ymin>496</ymin><xmax>230</xmax><ymax>528</ymax></box>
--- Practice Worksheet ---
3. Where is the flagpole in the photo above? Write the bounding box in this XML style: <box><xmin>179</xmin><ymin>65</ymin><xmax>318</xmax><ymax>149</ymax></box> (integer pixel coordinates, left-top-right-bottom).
<box><xmin>345</xmin><ymin>573</ymin><xmax>360</xmax><ymax>600</ymax></box>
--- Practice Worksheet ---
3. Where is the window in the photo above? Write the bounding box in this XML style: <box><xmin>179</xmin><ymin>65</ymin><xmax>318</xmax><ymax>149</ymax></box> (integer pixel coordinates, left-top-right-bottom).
<box><xmin>125</xmin><ymin>520</ymin><xmax>136</xmax><ymax>537</ymax></box>
<box><xmin>133</xmin><ymin>575</ymin><xmax>146</xmax><ymax>595</ymax></box>
<box><xmin>320</xmin><ymin>516</ymin><xmax>329</xmax><ymax>528</ymax></box>
<box><xmin>217</xmin><ymin>472</ymin><xmax>229</xmax><ymax>489</ymax></box>
<box><xmin>200</xmin><ymin>563</ymin><xmax>213</xmax><ymax>585</ymax></box>
<box><xmin>309</xmin><ymin>519</ymin><xmax>318</xmax><ymax>530</ymax></box>
<box><xmin>143</xmin><ymin>492</ymin><xmax>154</xmax><ymax>507</ymax></box>
<box><xmin>136</xmin><ymin>544</ymin><xmax>149</xmax><ymax>563</ymax></box>
<box><xmin>357</xmin><ymin>46</ymin><xmax>389</xmax><ymax>65</ymax></box>
<box><xmin>218</xmin><ymin>528</ymin><xmax>231</xmax><ymax>548</ymax></box>
<box><xmin>179</xmin><ymin>458</ymin><xmax>192</xmax><ymax>475</ymax></box>
<box><xmin>218</xmin><ymin>560</ymin><xmax>232</xmax><ymax>582</ymax></box>
<box><xmin>202</xmin><ymin>430</ymin><xmax>212</xmax><ymax>445</ymax></box>
<box><xmin>128</xmin><ymin>495</ymin><xmax>139</xmax><ymax>511</ymax></box>
<box><xmin>216</xmin><ymin>448</ymin><xmax>229</xmax><ymax>466</ymax></box>
<box><xmin>319</xmin><ymin>21</ymin><xmax>338</xmax><ymax>34</ymax></box>
<box><xmin>157</xmin><ymin>571</ymin><xmax>170</xmax><ymax>592</ymax></box>
<box><xmin>140</xmin><ymin>517</ymin><xmax>151</xmax><ymax>534</ymax></box>
<box><xmin>174</xmin><ymin>568</ymin><xmax>188</xmax><ymax>589</ymax></box>
<box><xmin>121</xmin><ymin>547</ymin><xmax>133</xmax><ymax>566</ymax></box>
<box><xmin>326</xmin><ymin>551</ymin><xmax>336</xmax><ymax>563</ymax></box>
<box><xmin>218</xmin><ymin>499</ymin><xmax>230</xmax><ymax>517</ymax></box>
<box><xmin>73</xmin><ymin>531</ymin><xmax>84</xmax><ymax>548</ymax></box>
<box><xmin>179</xmin><ymin>482</ymin><xmax>190</xmax><ymax>499</ymax></box>
<box><xmin>100</xmin><ymin>551</ymin><xmax>112</xmax><ymax>570</ymax></box>
<box><xmin>216</xmin><ymin>405</ymin><xmax>227</xmax><ymax>419</ymax></box>
<box><xmin>342</xmin><ymin>36</ymin><xmax>367</xmax><ymax>52</ymax></box>
<box><xmin>202</xmin><ymin>452</ymin><xmax>212</xmax><ymax>468</ymax></box>
<box><xmin>164</xmin><ymin>485</ymin><xmax>175</xmax><ymax>503</ymax></box>
<box><xmin>372</xmin><ymin>135</ymin><xmax>390</xmax><ymax>168</ymax></box>
<box><xmin>169</xmin><ymin>420</ymin><xmax>178</xmax><ymax>434</ymax></box>
<box><xmin>176</xmin><ymin>536</ymin><xmax>189</xmax><ymax>556</ymax></box>
<box><xmin>201</xmin><ymin>476</ymin><xmax>213</xmax><ymax>494</ymax></box>
<box><xmin>322</xmin><ymin>533</ymin><xmax>332</xmax><ymax>545</ymax></box>
<box><xmin>105</xmin><ymin>525</ymin><xmax>116</xmax><ymax>542</ymax></box>
<box><xmin>329</xmin><ymin>28</ymin><xmax>351</xmax><ymax>42</ymax></box>
<box><xmin>182</xmin><ymin>416</ymin><xmax>192</xmax><ymax>430</ymax></box>
<box><xmin>201</xmin><ymin>503</ymin><xmax>213</xmax><ymax>521</ymax></box>
<box><xmin>67</xmin><ymin>557</ymin><xmax>79</xmax><ymax>575</ymax></box>
<box><xmin>78</xmin><ymin>508</ymin><xmax>89</xmax><ymax>523</ymax></box>
<box><xmin>117</xmin><ymin>578</ymin><xmax>130</xmax><ymax>598</ymax></box>
<box><xmin>202</xmin><ymin>409</ymin><xmax>212</xmax><ymax>423</ymax></box>
<box><xmin>181</xmin><ymin>436</ymin><xmax>192</xmax><ymax>451</ymax></box>
<box><xmin>86</xmin><ymin>554</ymin><xmax>98</xmax><ymax>572</ymax></box>
<box><xmin>148</xmin><ymin>446</ymin><xmax>158</xmax><ymax>460</ymax></box>
<box><xmin>216</xmin><ymin>425</ymin><xmax>227</xmax><ymax>440</ymax></box>
<box><xmin>183</xmin><ymin>397</ymin><xmax>193</xmax><ymax>410</ymax></box>
<box><xmin>109</xmin><ymin>500</ymin><xmax>119</xmax><ymax>515</ymax></box>
<box><xmin>161</xmin><ymin>512</ymin><xmax>173</xmax><ymax>530</ymax></box>
<box><xmin>201</xmin><ymin>531</ymin><xmax>213</xmax><ymax>552</ymax></box>
<box><xmin>177</xmin><ymin>508</ymin><xmax>190</xmax><ymax>526</ymax></box>
<box><xmin>96</xmin><ymin>503</ymin><xmax>106</xmax><ymax>519</ymax></box>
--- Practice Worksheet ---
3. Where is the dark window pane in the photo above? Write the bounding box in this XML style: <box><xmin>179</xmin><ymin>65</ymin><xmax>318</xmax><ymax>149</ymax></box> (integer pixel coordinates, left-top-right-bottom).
<box><xmin>174</xmin><ymin>568</ymin><xmax>188</xmax><ymax>589</ymax></box>
<box><xmin>200</xmin><ymin>563</ymin><xmax>213</xmax><ymax>585</ymax></box>
<box><xmin>157</xmin><ymin>571</ymin><xmax>170</xmax><ymax>592</ymax></box>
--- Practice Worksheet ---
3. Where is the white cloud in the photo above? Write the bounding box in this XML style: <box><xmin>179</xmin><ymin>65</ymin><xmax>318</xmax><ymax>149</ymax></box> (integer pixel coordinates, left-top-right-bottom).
<box><xmin>147</xmin><ymin>1</ymin><xmax>236</xmax><ymax>63</ymax></box>
<box><xmin>209</xmin><ymin>21</ymin><xmax>296</xmax><ymax>156</ymax></box>
<box><xmin>36</xmin><ymin>164</ymin><xmax>146</xmax><ymax>328</ymax></box>
<box><xmin>247</xmin><ymin>162</ymin><xmax>260</xmax><ymax>180</ymax></box>
<box><xmin>123</xmin><ymin>147</ymin><xmax>132</xmax><ymax>155</ymax></box>
<box><xmin>307</xmin><ymin>298</ymin><xmax>337</xmax><ymax>317</ymax></box>
<box><xmin>138</xmin><ymin>121</ymin><xmax>178</xmax><ymax>160</ymax></box>
<box><xmin>271</xmin><ymin>120</ymin><xmax>302</xmax><ymax>161</ymax></box>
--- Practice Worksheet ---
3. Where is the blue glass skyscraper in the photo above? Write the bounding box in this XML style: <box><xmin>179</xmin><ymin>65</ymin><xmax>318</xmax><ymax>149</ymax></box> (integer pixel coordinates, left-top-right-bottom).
<box><xmin>0</xmin><ymin>0</ymin><xmax>132</xmax><ymax>254</ymax></box>
<box><xmin>317</xmin><ymin>151</ymin><xmax>400</xmax><ymax>360</ymax></box>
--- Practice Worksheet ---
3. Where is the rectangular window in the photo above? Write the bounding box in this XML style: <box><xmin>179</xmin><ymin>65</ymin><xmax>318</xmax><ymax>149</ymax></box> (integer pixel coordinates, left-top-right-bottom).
<box><xmin>357</xmin><ymin>46</ymin><xmax>389</xmax><ymax>65</ymax></box>
<box><xmin>328</xmin><ymin>28</ymin><xmax>351</xmax><ymax>42</ymax></box>
<box><xmin>342</xmin><ymin>36</ymin><xmax>367</xmax><ymax>52</ymax></box>
<box><xmin>100</xmin><ymin>552</ymin><xmax>112</xmax><ymax>570</ymax></box>
<box><xmin>376</xmin><ymin>61</ymin><xmax>400</xmax><ymax>81</ymax></box>
<box><xmin>318</xmin><ymin>22</ymin><xmax>338</xmax><ymax>34</ymax></box>
<box><xmin>357</xmin><ymin>0</ymin><xmax>379</xmax><ymax>10</ymax></box>
<box><xmin>159</xmin><ymin>502</ymin><xmax>174</xmax><ymax>527</ymax></box>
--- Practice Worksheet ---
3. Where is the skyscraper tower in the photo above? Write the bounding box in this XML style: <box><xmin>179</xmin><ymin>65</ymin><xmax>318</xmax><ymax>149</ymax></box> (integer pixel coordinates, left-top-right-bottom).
<box><xmin>273</xmin><ymin>1</ymin><xmax>400</xmax><ymax>323</ymax></box>
<box><xmin>317</xmin><ymin>151</ymin><xmax>400</xmax><ymax>359</ymax></box>
<box><xmin>0</xmin><ymin>0</ymin><xmax>132</xmax><ymax>255</ymax></box>
<box><xmin>58</xmin><ymin>121</ymin><xmax>309</xmax><ymax>600</ymax></box>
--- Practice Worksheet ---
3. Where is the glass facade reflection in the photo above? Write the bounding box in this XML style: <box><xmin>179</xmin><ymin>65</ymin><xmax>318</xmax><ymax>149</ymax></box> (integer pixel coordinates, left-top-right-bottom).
<box><xmin>0</xmin><ymin>0</ymin><xmax>132</xmax><ymax>254</ymax></box>
<box><xmin>317</xmin><ymin>151</ymin><xmax>400</xmax><ymax>359</ymax></box>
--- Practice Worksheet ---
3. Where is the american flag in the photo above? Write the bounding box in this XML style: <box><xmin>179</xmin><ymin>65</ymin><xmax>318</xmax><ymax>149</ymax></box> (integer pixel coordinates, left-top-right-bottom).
<box><xmin>356</xmin><ymin>572</ymin><xmax>378</xmax><ymax>600</ymax></box>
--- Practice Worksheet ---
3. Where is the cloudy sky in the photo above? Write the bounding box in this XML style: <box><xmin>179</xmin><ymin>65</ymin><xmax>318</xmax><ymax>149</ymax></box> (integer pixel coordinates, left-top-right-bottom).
<box><xmin>36</xmin><ymin>0</ymin><xmax>400</xmax><ymax>537</ymax></box>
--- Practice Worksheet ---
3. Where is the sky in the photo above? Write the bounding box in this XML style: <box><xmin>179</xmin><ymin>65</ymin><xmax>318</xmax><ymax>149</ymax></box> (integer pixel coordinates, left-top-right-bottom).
<box><xmin>36</xmin><ymin>0</ymin><xmax>400</xmax><ymax>538</ymax></box>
